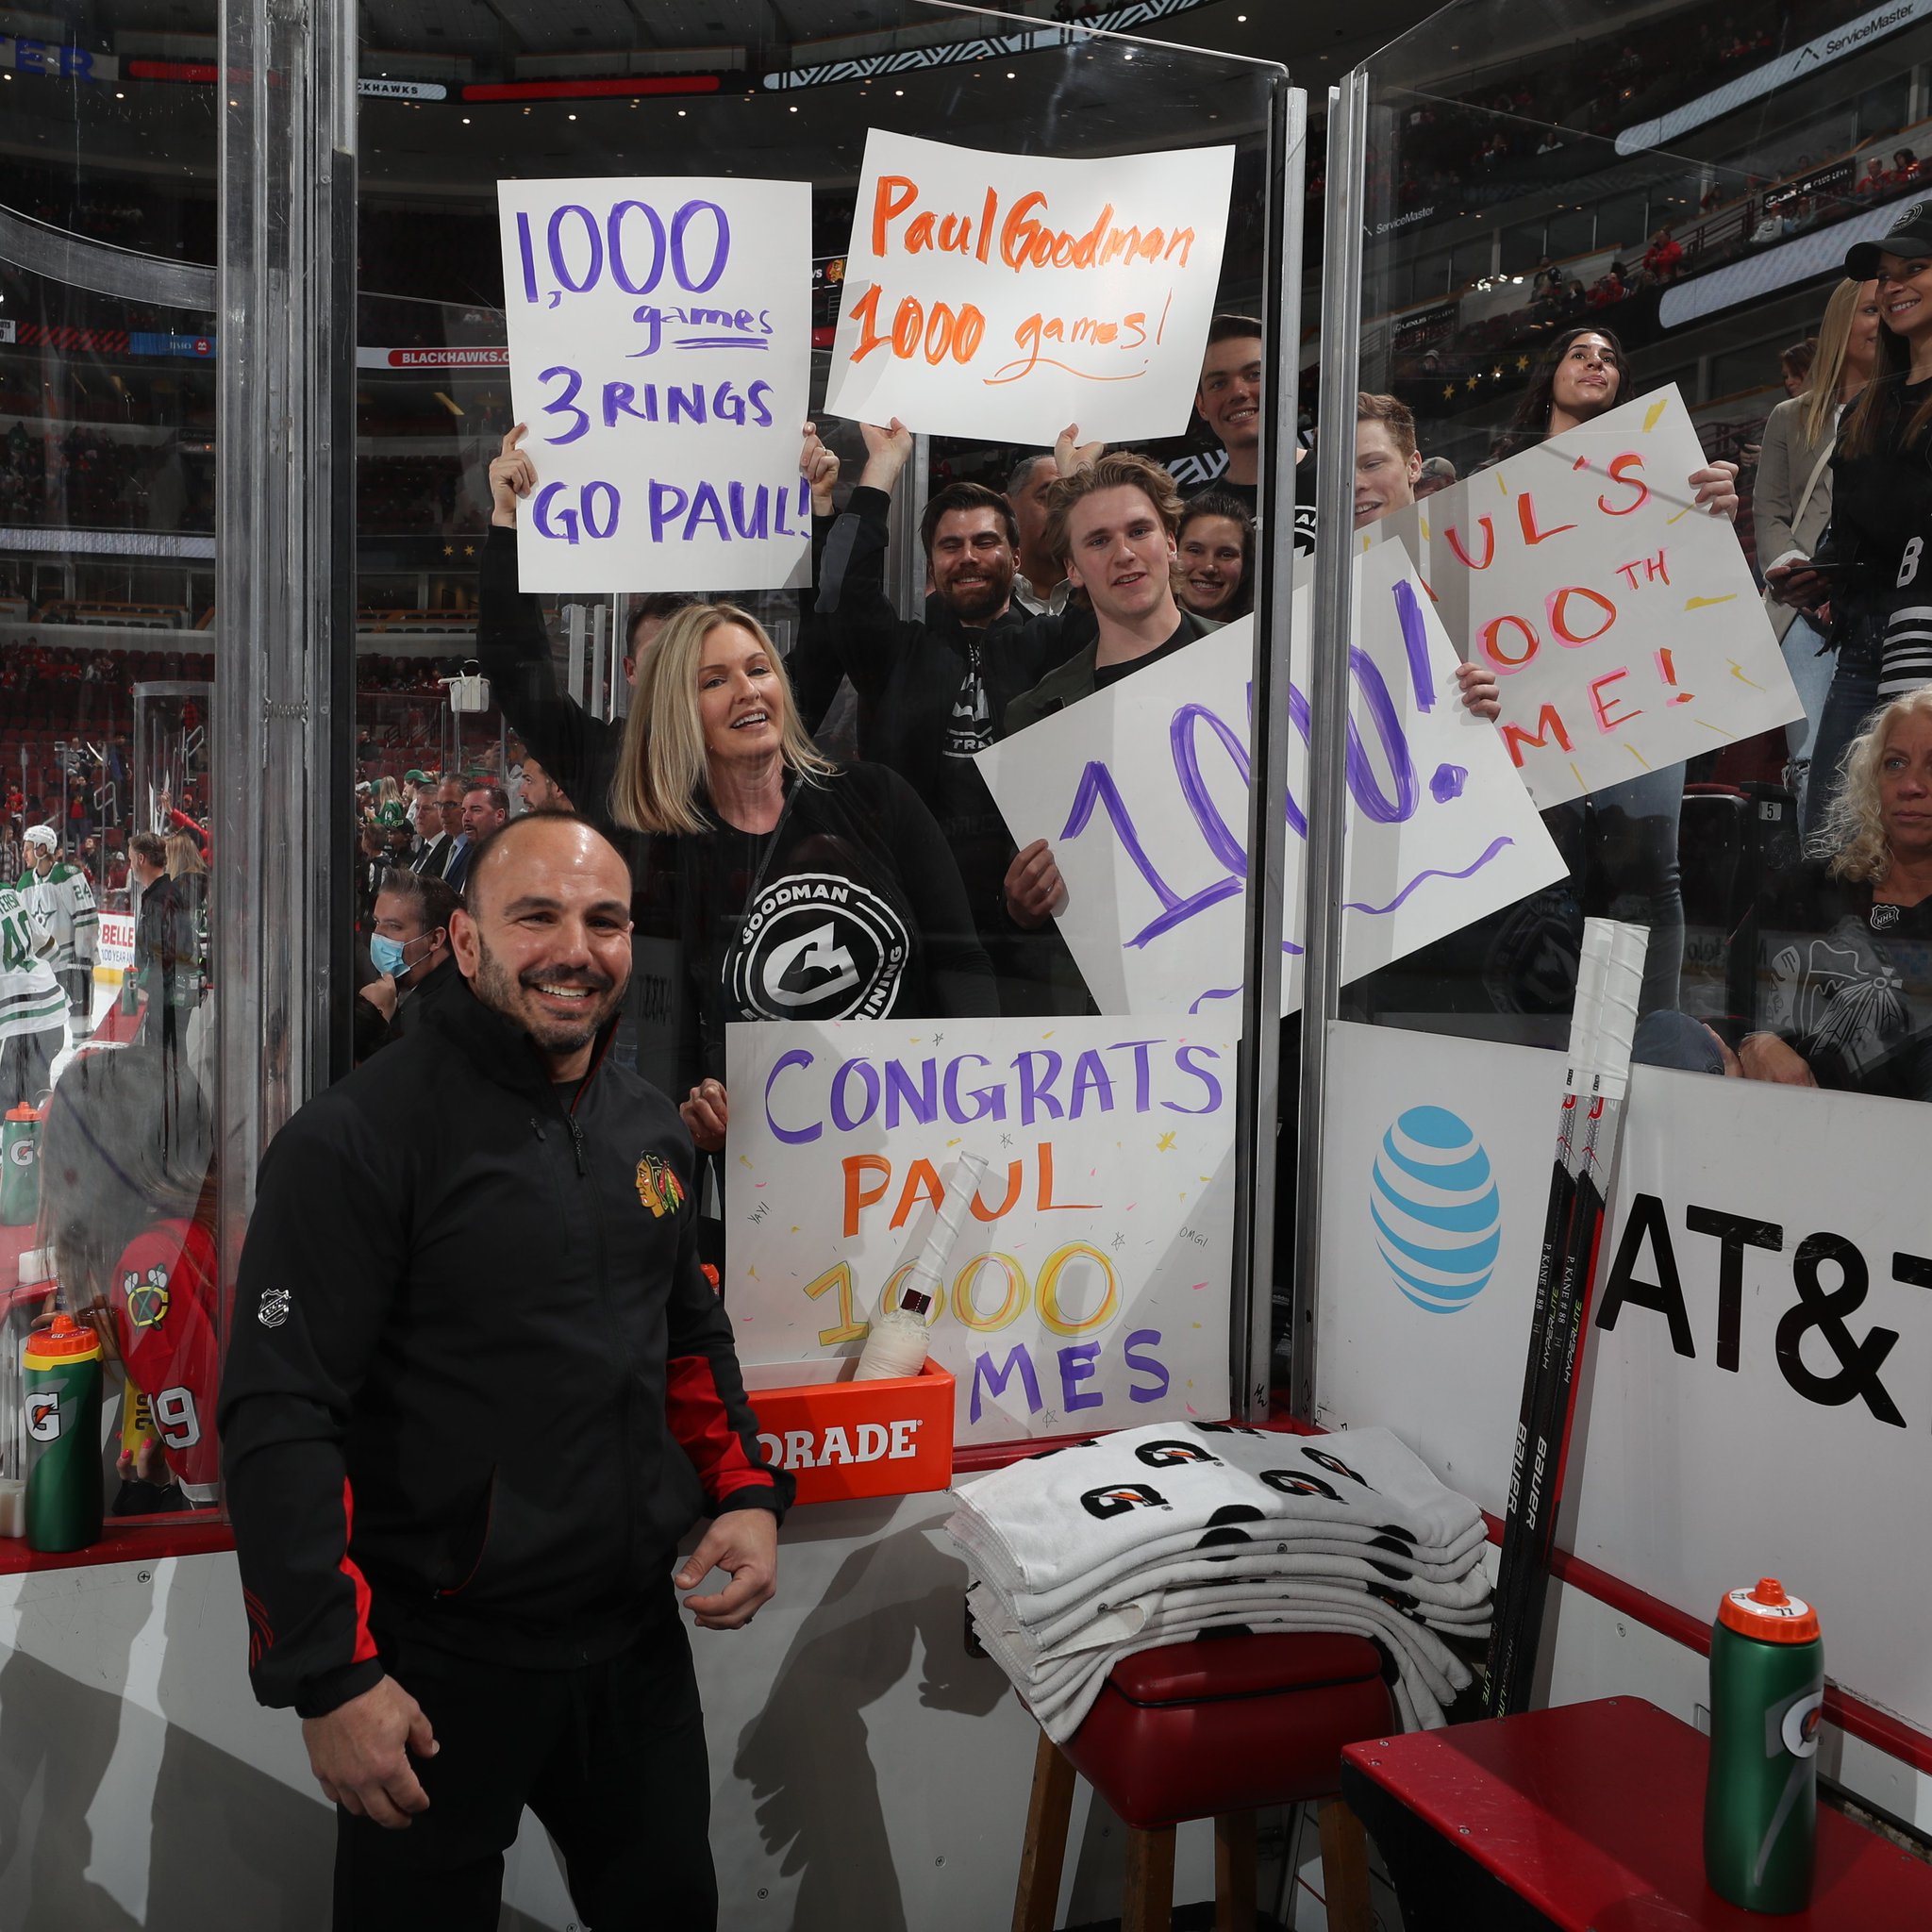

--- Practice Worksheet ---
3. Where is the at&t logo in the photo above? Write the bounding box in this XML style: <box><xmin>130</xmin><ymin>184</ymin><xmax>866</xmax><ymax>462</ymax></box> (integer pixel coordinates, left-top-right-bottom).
<box><xmin>1371</xmin><ymin>1105</ymin><xmax>1500</xmax><ymax>1315</ymax></box>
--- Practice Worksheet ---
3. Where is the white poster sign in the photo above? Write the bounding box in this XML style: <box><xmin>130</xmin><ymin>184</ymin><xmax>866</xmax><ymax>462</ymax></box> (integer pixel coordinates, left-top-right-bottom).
<box><xmin>1371</xmin><ymin>385</ymin><xmax>1802</xmax><ymax>807</ymax></box>
<box><xmin>97</xmin><ymin>909</ymin><xmax>134</xmax><ymax>972</ymax></box>
<box><xmin>974</xmin><ymin>541</ymin><xmax>1566</xmax><ymax>1017</ymax></box>
<box><xmin>496</xmin><ymin>175</ymin><xmax>811</xmax><ymax>593</ymax></box>
<box><xmin>1315</xmin><ymin>1019</ymin><xmax>1932</xmax><ymax>1742</ymax></box>
<box><xmin>724</xmin><ymin>1017</ymin><xmax>1236</xmax><ymax>1446</ymax></box>
<box><xmin>823</xmin><ymin>129</ymin><xmax>1234</xmax><ymax>444</ymax></box>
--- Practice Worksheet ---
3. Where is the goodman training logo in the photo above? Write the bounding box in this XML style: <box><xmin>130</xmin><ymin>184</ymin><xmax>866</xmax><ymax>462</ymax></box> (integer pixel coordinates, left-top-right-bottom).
<box><xmin>1370</xmin><ymin>1105</ymin><xmax>1501</xmax><ymax>1315</ymax></box>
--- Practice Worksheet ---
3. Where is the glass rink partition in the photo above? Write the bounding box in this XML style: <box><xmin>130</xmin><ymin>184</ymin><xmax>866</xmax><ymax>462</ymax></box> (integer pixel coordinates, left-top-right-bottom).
<box><xmin>2</xmin><ymin>0</ymin><xmax>1931</xmax><ymax>1924</ymax></box>
<box><xmin>0</xmin><ymin>5</ymin><xmax>1341</xmax><ymax>1928</ymax></box>
<box><xmin>1307</xmin><ymin>0</ymin><xmax>1932</xmax><ymax>1808</ymax></box>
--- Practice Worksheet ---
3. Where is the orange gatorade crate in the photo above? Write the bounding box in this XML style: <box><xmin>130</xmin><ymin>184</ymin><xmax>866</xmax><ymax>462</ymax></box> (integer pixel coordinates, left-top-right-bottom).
<box><xmin>740</xmin><ymin>1358</ymin><xmax>955</xmax><ymax>1506</ymax></box>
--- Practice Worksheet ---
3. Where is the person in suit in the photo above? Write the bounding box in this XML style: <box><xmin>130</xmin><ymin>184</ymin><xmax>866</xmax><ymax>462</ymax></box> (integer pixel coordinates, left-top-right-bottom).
<box><xmin>411</xmin><ymin>777</ymin><xmax>465</xmax><ymax>877</ymax></box>
<box><xmin>443</xmin><ymin>785</ymin><xmax>508</xmax><ymax>897</ymax></box>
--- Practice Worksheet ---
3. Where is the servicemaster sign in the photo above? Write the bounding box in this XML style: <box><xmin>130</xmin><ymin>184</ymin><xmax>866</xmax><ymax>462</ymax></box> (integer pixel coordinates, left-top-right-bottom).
<box><xmin>1617</xmin><ymin>0</ymin><xmax>1931</xmax><ymax>155</ymax></box>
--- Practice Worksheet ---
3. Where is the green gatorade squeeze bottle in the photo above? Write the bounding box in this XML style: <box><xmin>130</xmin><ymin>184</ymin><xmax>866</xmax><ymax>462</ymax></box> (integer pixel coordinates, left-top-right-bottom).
<box><xmin>1</xmin><ymin>1102</ymin><xmax>42</xmax><ymax>1226</ymax></box>
<box><xmin>24</xmin><ymin>1314</ymin><xmax>105</xmax><ymax>1553</ymax></box>
<box><xmin>1703</xmin><ymin>1577</ymin><xmax>1824</xmax><ymax>1915</ymax></box>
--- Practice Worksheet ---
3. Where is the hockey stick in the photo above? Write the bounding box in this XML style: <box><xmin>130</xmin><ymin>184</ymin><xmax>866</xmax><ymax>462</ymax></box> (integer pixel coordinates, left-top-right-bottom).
<box><xmin>1483</xmin><ymin>920</ymin><xmax>1644</xmax><ymax>1719</ymax></box>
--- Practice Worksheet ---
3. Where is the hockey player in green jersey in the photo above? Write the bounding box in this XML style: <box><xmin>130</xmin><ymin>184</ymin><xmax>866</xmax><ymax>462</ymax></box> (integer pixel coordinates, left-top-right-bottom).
<box><xmin>18</xmin><ymin>824</ymin><xmax>97</xmax><ymax>1040</ymax></box>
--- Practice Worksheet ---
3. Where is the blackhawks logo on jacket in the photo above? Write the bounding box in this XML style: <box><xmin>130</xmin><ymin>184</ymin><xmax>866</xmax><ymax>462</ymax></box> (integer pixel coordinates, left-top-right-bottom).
<box><xmin>635</xmin><ymin>1151</ymin><xmax>685</xmax><ymax>1218</ymax></box>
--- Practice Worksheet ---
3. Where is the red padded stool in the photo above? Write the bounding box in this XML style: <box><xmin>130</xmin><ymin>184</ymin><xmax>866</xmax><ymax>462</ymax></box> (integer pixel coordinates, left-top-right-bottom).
<box><xmin>1012</xmin><ymin>1631</ymin><xmax>1395</xmax><ymax>1932</ymax></box>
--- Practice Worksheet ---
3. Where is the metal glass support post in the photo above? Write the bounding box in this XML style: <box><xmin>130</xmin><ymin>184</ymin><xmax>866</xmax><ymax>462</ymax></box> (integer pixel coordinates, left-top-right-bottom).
<box><xmin>1287</xmin><ymin>71</ymin><xmax>1370</xmax><ymax>1424</ymax></box>
<box><xmin>1231</xmin><ymin>77</ymin><xmax>1307</xmax><ymax>1422</ymax></box>
<box><xmin>215</xmin><ymin>0</ymin><xmax>358</xmax><ymax>1253</ymax></box>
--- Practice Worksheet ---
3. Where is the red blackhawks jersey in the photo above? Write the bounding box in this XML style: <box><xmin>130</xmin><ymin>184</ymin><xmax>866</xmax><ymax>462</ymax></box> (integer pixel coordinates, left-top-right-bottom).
<box><xmin>111</xmin><ymin>1216</ymin><xmax>221</xmax><ymax>1503</ymax></box>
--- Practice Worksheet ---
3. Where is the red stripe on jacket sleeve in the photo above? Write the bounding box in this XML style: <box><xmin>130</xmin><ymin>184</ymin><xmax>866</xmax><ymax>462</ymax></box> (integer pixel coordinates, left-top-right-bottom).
<box><xmin>666</xmin><ymin>1356</ymin><xmax>777</xmax><ymax>1503</ymax></box>
<box><xmin>340</xmin><ymin>1480</ymin><xmax>381</xmax><ymax>1663</ymax></box>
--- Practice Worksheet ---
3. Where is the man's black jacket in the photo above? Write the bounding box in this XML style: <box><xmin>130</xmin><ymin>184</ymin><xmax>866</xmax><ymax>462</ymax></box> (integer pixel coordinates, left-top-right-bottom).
<box><xmin>219</xmin><ymin>979</ymin><xmax>791</xmax><ymax>1718</ymax></box>
<box><xmin>803</xmin><ymin>483</ymin><xmax>1091</xmax><ymax>808</ymax></box>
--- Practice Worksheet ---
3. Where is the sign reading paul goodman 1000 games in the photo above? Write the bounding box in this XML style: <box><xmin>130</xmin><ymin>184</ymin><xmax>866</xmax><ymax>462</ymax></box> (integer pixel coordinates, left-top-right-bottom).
<box><xmin>824</xmin><ymin>130</ymin><xmax>1235</xmax><ymax>444</ymax></box>
<box><xmin>496</xmin><ymin>175</ymin><xmax>811</xmax><ymax>593</ymax></box>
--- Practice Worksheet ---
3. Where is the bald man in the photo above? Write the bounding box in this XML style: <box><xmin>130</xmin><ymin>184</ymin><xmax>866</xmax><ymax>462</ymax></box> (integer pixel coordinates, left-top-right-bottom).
<box><xmin>220</xmin><ymin>813</ymin><xmax>791</xmax><ymax>1932</ymax></box>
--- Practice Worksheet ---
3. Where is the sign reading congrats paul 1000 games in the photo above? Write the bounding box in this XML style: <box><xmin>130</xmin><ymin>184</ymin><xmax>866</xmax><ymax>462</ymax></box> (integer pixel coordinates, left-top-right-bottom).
<box><xmin>725</xmin><ymin>1017</ymin><xmax>1236</xmax><ymax>1447</ymax></box>
<box><xmin>824</xmin><ymin>130</ymin><xmax>1235</xmax><ymax>444</ymax></box>
<box><xmin>496</xmin><ymin>176</ymin><xmax>811</xmax><ymax>593</ymax></box>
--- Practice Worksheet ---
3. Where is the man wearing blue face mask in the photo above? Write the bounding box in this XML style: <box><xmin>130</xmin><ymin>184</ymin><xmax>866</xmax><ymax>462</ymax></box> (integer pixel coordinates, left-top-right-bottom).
<box><xmin>356</xmin><ymin>870</ymin><xmax>459</xmax><ymax>1063</ymax></box>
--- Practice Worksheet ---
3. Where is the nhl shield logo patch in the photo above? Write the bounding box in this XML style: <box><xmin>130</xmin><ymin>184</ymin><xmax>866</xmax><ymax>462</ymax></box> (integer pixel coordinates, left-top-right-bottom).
<box><xmin>635</xmin><ymin>1151</ymin><xmax>685</xmax><ymax>1219</ymax></box>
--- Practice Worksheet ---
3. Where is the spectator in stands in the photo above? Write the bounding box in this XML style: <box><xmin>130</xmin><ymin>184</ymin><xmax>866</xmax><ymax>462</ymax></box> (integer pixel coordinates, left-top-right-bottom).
<box><xmin>1351</xmin><ymin>396</ymin><xmax>1499</xmax><ymax>720</ymax></box>
<box><xmin>1757</xmin><ymin>280</ymin><xmax>1880</xmax><ymax>823</ymax></box>
<box><xmin>355</xmin><ymin>821</ymin><xmax>390</xmax><ymax>925</ymax></box>
<box><xmin>807</xmin><ymin>418</ymin><xmax>1091</xmax><ymax>997</ymax></box>
<box><xmin>1641</xmin><ymin>225</ymin><xmax>1684</xmax><ymax>284</ymax></box>
<box><xmin>612</xmin><ymin>601</ymin><xmax>995</xmax><ymax>1147</ymax></box>
<box><xmin>1175</xmin><ymin>491</ymin><xmax>1254</xmax><ymax>625</ymax></box>
<box><xmin>356</xmin><ymin>869</ymin><xmax>459</xmax><ymax>1062</ymax></box>
<box><xmin>1415</xmin><ymin>456</ymin><xmax>1458</xmax><ymax>499</ymax></box>
<box><xmin>1858</xmin><ymin>158</ymin><xmax>1890</xmax><ymax>196</ymax></box>
<box><xmin>0</xmin><ymin>821</ymin><xmax>21</xmax><ymax>886</ymax></box>
<box><xmin>1484</xmin><ymin>327</ymin><xmax>1740</xmax><ymax>1017</ymax></box>
<box><xmin>1728</xmin><ymin>688</ymin><xmax>1932</xmax><ymax>1099</ymax></box>
<box><xmin>446</xmin><ymin>786</ymin><xmax>508</xmax><ymax>896</ymax></box>
<box><xmin>413</xmin><ymin>777</ymin><xmax>463</xmax><ymax>878</ymax></box>
<box><xmin>1193</xmin><ymin>316</ymin><xmax>1264</xmax><ymax>514</ymax></box>
<box><xmin>1774</xmin><ymin>208</ymin><xmax>1932</xmax><ymax>829</ymax></box>
<box><xmin>1000</xmin><ymin>454</ymin><xmax>1216</xmax><ymax>942</ymax></box>
<box><xmin>1780</xmin><ymin>338</ymin><xmax>1817</xmax><ymax>398</ymax></box>
<box><xmin>518</xmin><ymin>752</ymin><xmax>573</xmax><ymax>814</ymax></box>
<box><xmin>1587</xmin><ymin>261</ymin><xmax>1629</xmax><ymax>308</ymax></box>
<box><xmin>1894</xmin><ymin>149</ymin><xmax>1923</xmax><ymax>190</ymax></box>
<box><xmin>1006</xmin><ymin>452</ymin><xmax>1073</xmax><ymax>614</ymax></box>
<box><xmin>1533</xmin><ymin>256</ymin><xmax>1563</xmax><ymax>297</ymax></box>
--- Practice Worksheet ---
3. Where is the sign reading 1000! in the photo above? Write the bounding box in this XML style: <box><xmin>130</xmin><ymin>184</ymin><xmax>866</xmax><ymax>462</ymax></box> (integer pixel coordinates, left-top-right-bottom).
<box><xmin>496</xmin><ymin>176</ymin><xmax>811</xmax><ymax>593</ymax></box>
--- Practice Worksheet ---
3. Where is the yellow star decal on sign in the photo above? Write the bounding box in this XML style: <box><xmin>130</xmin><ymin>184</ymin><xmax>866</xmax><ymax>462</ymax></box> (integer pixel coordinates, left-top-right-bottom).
<box><xmin>1443</xmin><ymin>384</ymin><xmax>1457</xmax><ymax>400</ymax></box>
<box><xmin>1516</xmin><ymin>355</ymin><xmax>1530</xmax><ymax>371</ymax></box>
<box><xmin>1466</xmin><ymin>375</ymin><xmax>1480</xmax><ymax>391</ymax></box>
<box><xmin>442</xmin><ymin>545</ymin><xmax>454</xmax><ymax>557</ymax></box>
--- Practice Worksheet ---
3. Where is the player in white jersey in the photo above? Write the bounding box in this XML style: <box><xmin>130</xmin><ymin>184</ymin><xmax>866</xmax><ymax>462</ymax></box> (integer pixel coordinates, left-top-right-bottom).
<box><xmin>17</xmin><ymin>824</ymin><xmax>97</xmax><ymax>1038</ymax></box>
<box><xmin>0</xmin><ymin>881</ymin><xmax>66</xmax><ymax>1106</ymax></box>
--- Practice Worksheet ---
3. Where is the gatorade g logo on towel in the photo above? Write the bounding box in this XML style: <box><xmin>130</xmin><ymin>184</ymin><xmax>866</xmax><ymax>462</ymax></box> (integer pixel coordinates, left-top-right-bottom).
<box><xmin>1260</xmin><ymin>1469</ymin><xmax>1342</xmax><ymax>1501</ymax></box>
<box><xmin>635</xmin><ymin>1151</ymin><xmax>686</xmax><ymax>1219</ymax></box>
<box><xmin>1080</xmin><ymin>1482</ymin><xmax>1169</xmax><ymax>1520</ymax></box>
<box><xmin>729</xmin><ymin>873</ymin><xmax>910</xmax><ymax>1023</ymax></box>
<box><xmin>1134</xmin><ymin>1439</ymin><xmax>1224</xmax><ymax>1469</ymax></box>
<box><xmin>1302</xmin><ymin>1445</ymin><xmax>1374</xmax><ymax>1490</ymax></box>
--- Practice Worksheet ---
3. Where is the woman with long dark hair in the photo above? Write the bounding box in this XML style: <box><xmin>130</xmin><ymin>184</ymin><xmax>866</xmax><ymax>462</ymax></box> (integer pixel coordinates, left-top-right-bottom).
<box><xmin>1478</xmin><ymin>325</ymin><xmax>1740</xmax><ymax>1019</ymax></box>
<box><xmin>1771</xmin><ymin>207</ymin><xmax>1932</xmax><ymax>833</ymax></box>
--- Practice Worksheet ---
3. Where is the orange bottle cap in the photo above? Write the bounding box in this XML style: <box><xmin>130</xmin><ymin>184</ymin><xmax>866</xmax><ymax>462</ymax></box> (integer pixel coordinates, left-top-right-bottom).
<box><xmin>24</xmin><ymin>1313</ymin><xmax>103</xmax><ymax>1365</ymax></box>
<box><xmin>1717</xmin><ymin>1576</ymin><xmax>1820</xmax><ymax>1644</ymax></box>
<box><xmin>5</xmin><ymin>1103</ymin><xmax>37</xmax><ymax>1121</ymax></box>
